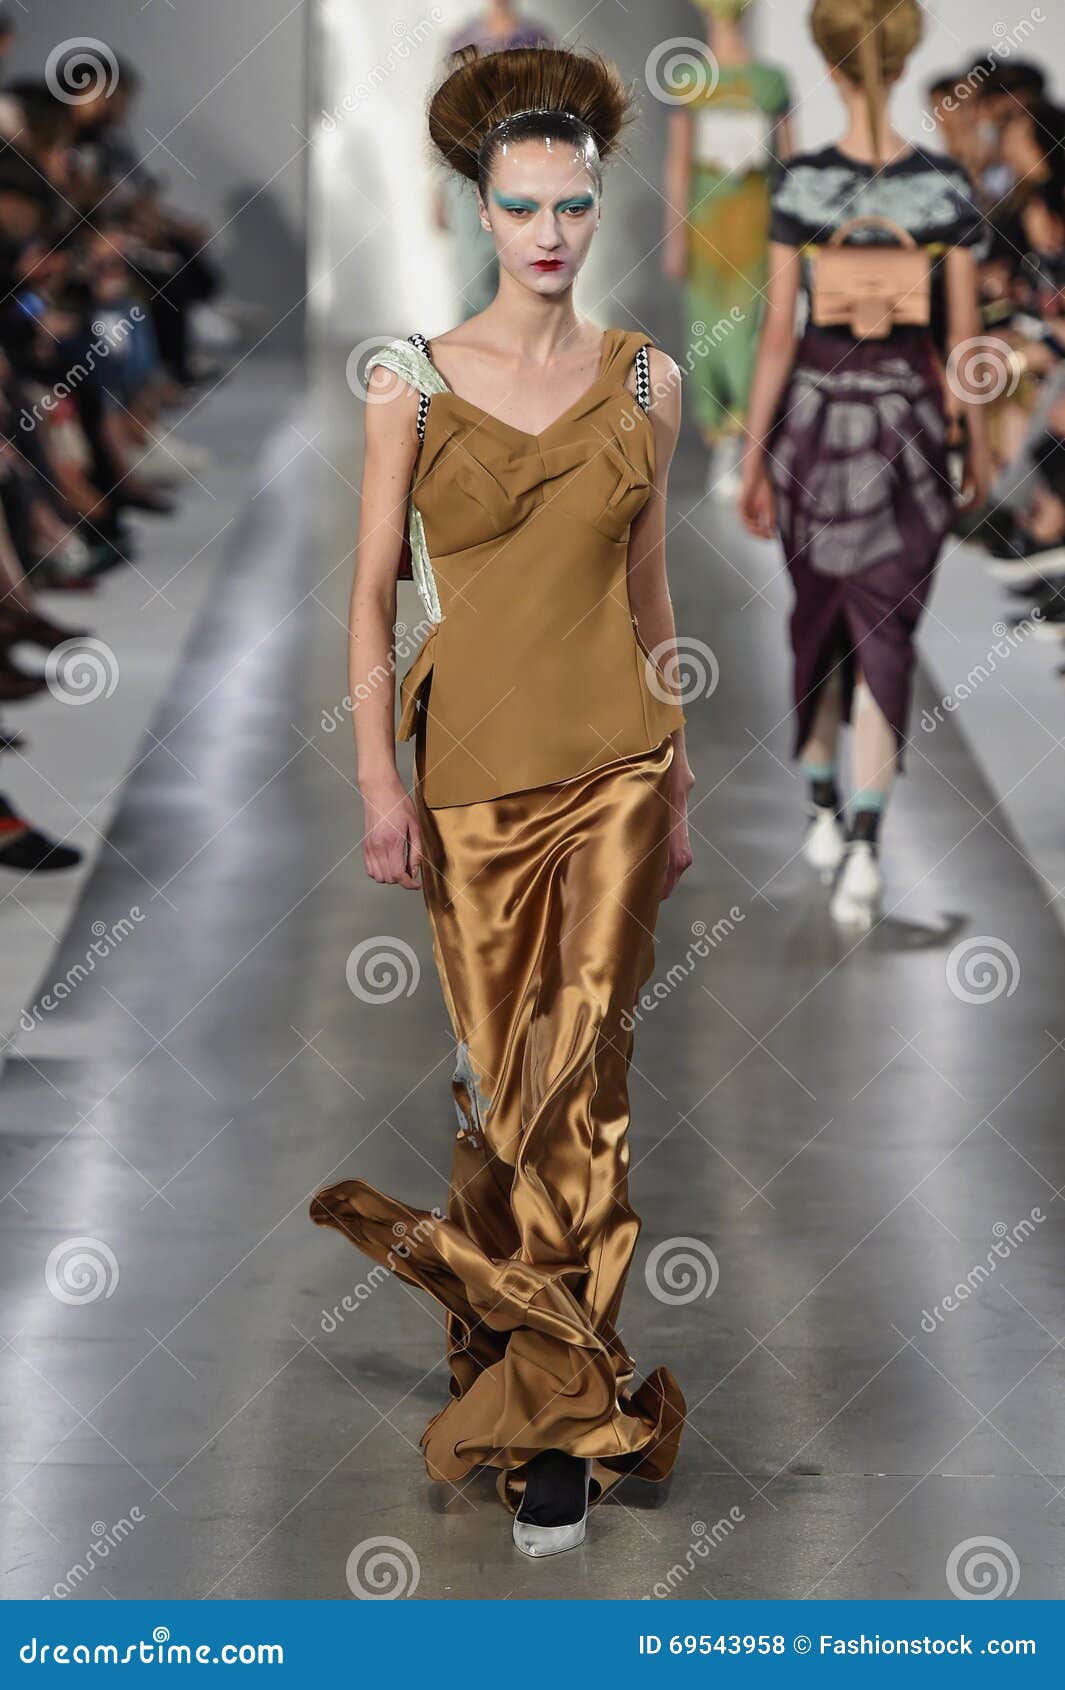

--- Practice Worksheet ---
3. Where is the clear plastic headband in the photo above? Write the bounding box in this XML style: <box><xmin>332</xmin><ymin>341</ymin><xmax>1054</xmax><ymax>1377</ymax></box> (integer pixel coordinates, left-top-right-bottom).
<box><xmin>475</xmin><ymin>107</ymin><xmax>589</xmax><ymax>160</ymax></box>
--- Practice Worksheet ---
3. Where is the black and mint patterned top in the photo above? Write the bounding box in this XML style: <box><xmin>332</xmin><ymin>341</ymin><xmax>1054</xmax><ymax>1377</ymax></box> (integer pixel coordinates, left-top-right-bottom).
<box><xmin>769</xmin><ymin>142</ymin><xmax>987</xmax><ymax>344</ymax></box>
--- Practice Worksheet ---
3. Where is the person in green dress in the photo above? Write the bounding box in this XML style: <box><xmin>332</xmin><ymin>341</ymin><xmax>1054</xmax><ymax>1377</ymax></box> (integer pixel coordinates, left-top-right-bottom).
<box><xmin>663</xmin><ymin>0</ymin><xmax>793</xmax><ymax>496</ymax></box>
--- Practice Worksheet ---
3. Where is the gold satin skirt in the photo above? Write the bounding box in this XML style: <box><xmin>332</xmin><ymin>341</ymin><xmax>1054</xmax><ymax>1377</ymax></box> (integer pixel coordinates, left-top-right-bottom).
<box><xmin>309</xmin><ymin>724</ymin><xmax>686</xmax><ymax>1512</ymax></box>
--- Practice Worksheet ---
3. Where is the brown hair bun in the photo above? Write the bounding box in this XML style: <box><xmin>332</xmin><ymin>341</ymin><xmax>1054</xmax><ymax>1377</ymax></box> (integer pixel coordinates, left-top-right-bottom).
<box><xmin>427</xmin><ymin>44</ymin><xmax>638</xmax><ymax>192</ymax></box>
<box><xmin>810</xmin><ymin>0</ymin><xmax>923</xmax><ymax>86</ymax></box>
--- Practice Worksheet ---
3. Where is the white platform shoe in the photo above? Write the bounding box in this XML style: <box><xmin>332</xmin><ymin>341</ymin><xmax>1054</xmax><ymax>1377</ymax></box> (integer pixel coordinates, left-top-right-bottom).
<box><xmin>802</xmin><ymin>804</ymin><xmax>847</xmax><ymax>883</ymax></box>
<box><xmin>829</xmin><ymin>841</ymin><xmax>884</xmax><ymax>928</ymax></box>
<box><xmin>512</xmin><ymin>1456</ymin><xmax>592</xmax><ymax>1558</ymax></box>
<box><xmin>708</xmin><ymin>436</ymin><xmax>744</xmax><ymax>502</ymax></box>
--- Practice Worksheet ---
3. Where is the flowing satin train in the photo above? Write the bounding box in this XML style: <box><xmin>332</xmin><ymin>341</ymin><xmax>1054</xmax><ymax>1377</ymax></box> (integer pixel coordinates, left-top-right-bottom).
<box><xmin>310</xmin><ymin>730</ymin><xmax>686</xmax><ymax>1509</ymax></box>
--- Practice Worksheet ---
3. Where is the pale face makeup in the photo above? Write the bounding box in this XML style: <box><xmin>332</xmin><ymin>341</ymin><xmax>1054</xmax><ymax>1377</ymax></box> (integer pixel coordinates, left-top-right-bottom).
<box><xmin>477</xmin><ymin>138</ymin><xmax>601</xmax><ymax>294</ymax></box>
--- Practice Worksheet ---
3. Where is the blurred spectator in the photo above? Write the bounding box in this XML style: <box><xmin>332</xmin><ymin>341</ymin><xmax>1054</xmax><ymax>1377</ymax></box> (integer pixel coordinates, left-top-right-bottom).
<box><xmin>0</xmin><ymin>33</ymin><xmax>236</xmax><ymax>874</ymax></box>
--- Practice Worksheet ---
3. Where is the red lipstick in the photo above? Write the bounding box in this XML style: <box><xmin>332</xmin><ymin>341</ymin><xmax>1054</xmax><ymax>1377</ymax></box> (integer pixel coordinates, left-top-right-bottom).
<box><xmin>532</xmin><ymin>259</ymin><xmax>565</xmax><ymax>271</ymax></box>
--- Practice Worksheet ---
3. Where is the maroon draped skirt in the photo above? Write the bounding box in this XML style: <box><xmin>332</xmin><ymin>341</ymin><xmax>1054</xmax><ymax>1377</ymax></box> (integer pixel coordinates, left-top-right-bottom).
<box><xmin>768</xmin><ymin>328</ymin><xmax>956</xmax><ymax>767</ymax></box>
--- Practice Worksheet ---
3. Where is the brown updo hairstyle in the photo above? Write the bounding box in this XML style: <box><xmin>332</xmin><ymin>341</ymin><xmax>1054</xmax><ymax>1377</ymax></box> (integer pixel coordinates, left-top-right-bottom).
<box><xmin>427</xmin><ymin>44</ymin><xmax>638</xmax><ymax>200</ymax></box>
<box><xmin>811</xmin><ymin>0</ymin><xmax>923</xmax><ymax>157</ymax></box>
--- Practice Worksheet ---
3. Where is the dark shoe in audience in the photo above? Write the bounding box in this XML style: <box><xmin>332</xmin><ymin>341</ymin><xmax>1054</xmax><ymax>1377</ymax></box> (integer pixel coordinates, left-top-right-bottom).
<box><xmin>116</xmin><ymin>481</ymin><xmax>178</xmax><ymax>516</ymax></box>
<box><xmin>27</xmin><ymin>562</ymin><xmax>99</xmax><ymax>594</ymax></box>
<box><xmin>0</xmin><ymin>817</ymin><xmax>82</xmax><ymax>872</ymax></box>
<box><xmin>0</xmin><ymin>659</ymin><xmax>48</xmax><ymax>701</ymax></box>
<box><xmin>986</xmin><ymin>539</ymin><xmax>1065</xmax><ymax>589</ymax></box>
<box><xmin>979</xmin><ymin>510</ymin><xmax>1022</xmax><ymax>557</ymax></box>
<box><xmin>1030</xmin><ymin>600</ymin><xmax>1065</xmax><ymax>642</ymax></box>
<box><xmin>0</xmin><ymin>608</ymin><xmax>90</xmax><ymax>652</ymax></box>
<box><xmin>83</xmin><ymin>541</ymin><xmax>133</xmax><ymax>579</ymax></box>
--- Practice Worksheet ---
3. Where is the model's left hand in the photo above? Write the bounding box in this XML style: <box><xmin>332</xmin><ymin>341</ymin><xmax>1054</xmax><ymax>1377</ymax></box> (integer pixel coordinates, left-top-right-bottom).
<box><xmin>738</xmin><ymin>453</ymin><xmax>777</xmax><ymax>539</ymax></box>
<box><xmin>662</xmin><ymin>749</ymin><xmax>695</xmax><ymax>899</ymax></box>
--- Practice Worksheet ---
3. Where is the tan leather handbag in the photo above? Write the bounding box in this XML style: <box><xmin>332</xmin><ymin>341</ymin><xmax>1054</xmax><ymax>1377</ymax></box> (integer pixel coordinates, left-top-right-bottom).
<box><xmin>811</xmin><ymin>213</ymin><xmax>931</xmax><ymax>338</ymax></box>
<box><xmin>809</xmin><ymin>0</ymin><xmax>931</xmax><ymax>339</ymax></box>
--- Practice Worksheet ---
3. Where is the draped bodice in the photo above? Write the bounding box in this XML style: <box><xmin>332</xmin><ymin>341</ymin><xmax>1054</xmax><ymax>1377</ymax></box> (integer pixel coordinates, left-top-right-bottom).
<box><xmin>365</xmin><ymin>327</ymin><xmax>685</xmax><ymax>807</ymax></box>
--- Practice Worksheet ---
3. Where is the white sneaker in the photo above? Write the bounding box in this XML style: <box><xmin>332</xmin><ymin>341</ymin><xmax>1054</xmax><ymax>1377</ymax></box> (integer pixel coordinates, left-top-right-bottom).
<box><xmin>830</xmin><ymin>841</ymin><xmax>884</xmax><ymax>928</ymax></box>
<box><xmin>708</xmin><ymin>437</ymin><xmax>743</xmax><ymax>502</ymax></box>
<box><xmin>802</xmin><ymin>804</ymin><xmax>847</xmax><ymax>882</ymax></box>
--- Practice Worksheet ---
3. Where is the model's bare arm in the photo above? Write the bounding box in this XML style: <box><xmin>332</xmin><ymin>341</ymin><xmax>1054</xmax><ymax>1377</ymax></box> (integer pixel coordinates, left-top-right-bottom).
<box><xmin>739</xmin><ymin>239</ymin><xmax>801</xmax><ymax>537</ymax></box>
<box><xmin>943</xmin><ymin>244</ymin><xmax>992</xmax><ymax>511</ymax></box>
<box><xmin>353</xmin><ymin>365</ymin><xmax>423</xmax><ymax>889</ymax></box>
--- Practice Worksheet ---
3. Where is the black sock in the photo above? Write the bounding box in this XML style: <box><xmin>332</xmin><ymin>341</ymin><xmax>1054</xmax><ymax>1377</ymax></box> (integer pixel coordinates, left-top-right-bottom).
<box><xmin>516</xmin><ymin>1449</ymin><xmax>589</xmax><ymax>1527</ymax></box>
<box><xmin>850</xmin><ymin>808</ymin><xmax>881</xmax><ymax>845</ymax></box>
<box><xmin>809</xmin><ymin>776</ymin><xmax>840</xmax><ymax>813</ymax></box>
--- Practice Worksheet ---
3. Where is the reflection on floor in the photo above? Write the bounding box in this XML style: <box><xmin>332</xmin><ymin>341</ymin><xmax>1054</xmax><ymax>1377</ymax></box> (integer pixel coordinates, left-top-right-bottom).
<box><xmin>1</xmin><ymin>346</ymin><xmax>1063</xmax><ymax>1600</ymax></box>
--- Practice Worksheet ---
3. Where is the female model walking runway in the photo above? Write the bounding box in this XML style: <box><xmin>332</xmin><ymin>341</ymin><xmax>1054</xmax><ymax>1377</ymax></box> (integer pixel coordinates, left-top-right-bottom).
<box><xmin>739</xmin><ymin>0</ymin><xmax>990</xmax><ymax>925</ymax></box>
<box><xmin>310</xmin><ymin>44</ymin><xmax>694</xmax><ymax>1558</ymax></box>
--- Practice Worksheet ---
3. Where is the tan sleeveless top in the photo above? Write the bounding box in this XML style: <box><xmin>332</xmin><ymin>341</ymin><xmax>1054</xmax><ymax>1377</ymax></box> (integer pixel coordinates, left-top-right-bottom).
<box><xmin>368</xmin><ymin>327</ymin><xmax>685</xmax><ymax>808</ymax></box>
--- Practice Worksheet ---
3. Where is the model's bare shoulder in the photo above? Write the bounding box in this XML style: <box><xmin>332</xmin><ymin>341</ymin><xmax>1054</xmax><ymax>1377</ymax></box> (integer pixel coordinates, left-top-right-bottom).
<box><xmin>646</xmin><ymin>347</ymin><xmax>682</xmax><ymax>443</ymax></box>
<box><xmin>364</xmin><ymin>359</ymin><xmax>420</xmax><ymax>452</ymax></box>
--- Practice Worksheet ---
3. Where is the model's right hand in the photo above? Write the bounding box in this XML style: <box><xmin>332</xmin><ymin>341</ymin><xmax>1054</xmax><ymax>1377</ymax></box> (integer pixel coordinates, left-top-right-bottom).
<box><xmin>362</xmin><ymin>779</ymin><xmax>423</xmax><ymax>889</ymax></box>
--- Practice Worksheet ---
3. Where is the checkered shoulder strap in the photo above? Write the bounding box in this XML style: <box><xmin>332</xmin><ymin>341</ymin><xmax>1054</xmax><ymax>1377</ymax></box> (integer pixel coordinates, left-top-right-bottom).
<box><xmin>408</xmin><ymin>333</ymin><xmax>436</xmax><ymax>440</ymax></box>
<box><xmin>633</xmin><ymin>342</ymin><xmax>651</xmax><ymax>412</ymax></box>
